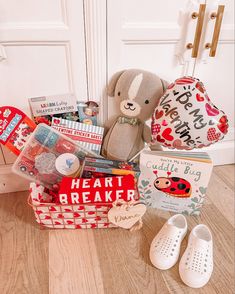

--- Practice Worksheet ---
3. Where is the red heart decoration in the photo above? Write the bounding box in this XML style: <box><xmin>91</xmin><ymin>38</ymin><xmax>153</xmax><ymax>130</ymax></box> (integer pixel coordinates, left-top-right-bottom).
<box><xmin>55</xmin><ymin>221</ymin><xmax>62</xmax><ymax>225</ymax></box>
<box><xmin>53</xmin><ymin>119</ymin><xmax>60</xmax><ymax>124</ymax></box>
<box><xmin>91</xmin><ymin>224</ymin><xmax>97</xmax><ymax>228</ymax></box>
<box><xmin>157</xmin><ymin>135</ymin><xmax>165</xmax><ymax>143</ymax></box>
<box><xmin>162</xmin><ymin>128</ymin><xmax>174</xmax><ymax>141</ymax></box>
<box><xmin>65</xmin><ymin>208</ymin><xmax>72</xmax><ymax>212</ymax></box>
<box><xmin>87</xmin><ymin>211</ymin><xmax>95</xmax><ymax>215</ymax></box>
<box><xmin>45</xmin><ymin>215</ymin><xmax>51</xmax><ymax>220</ymax></box>
<box><xmin>205</xmin><ymin>103</ymin><xmax>220</xmax><ymax>116</ymax></box>
<box><xmin>217</xmin><ymin>115</ymin><xmax>228</xmax><ymax>134</ymax></box>
<box><xmin>162</xmin><ymin>120</ymin><xmax>168</xmax><ymax>126</ymax></box>
<box><xmin>49</xmin><ymin>206</ymin><xmax>57</xmax><ymax>212</ymax></box>
<box><xmin>67</xmin><ymin>220</ymin><xmax>74</xmax><ymax>225</ymax></box>
<box><xmin>76</xmin><ymin>225</ymin><xmax>82</xmax><ymax>229</ymax></box>
<box><xmin>95</xmin><ymin>216</ymin><xmax>101</xmax><ymax>221</ymax></box>
<box><xmin>82</xmin><ymin>218</ymin><xmax>88</xmax><ymax>223</ymax></box>
<box><xmin>36</xmin><ymin>210</ymin><xmax>43</xmax><ymax>215</ymax></box>
<box><xmin>207</xmin><ymin>128</ymin><xmax>221</xmax><ymax>141</ymax></box>
<box><xmin>196</xmin><ymin>93</ymin><xmax>204</xmax><ymax>102</ymax></box>
<box><xmin>155</xmin><ymin>110</ymin><xmax>164</xmax><ymax>119</ymax></box>
<box><xmin>58</xmin><ymin>214</ymin><xmax>64</xmax><ymax>218</ymax></box>
<box><xmin>74</xmin><ymin>212</ymin><xmax>80</xmax><ymax>217</ymax></box>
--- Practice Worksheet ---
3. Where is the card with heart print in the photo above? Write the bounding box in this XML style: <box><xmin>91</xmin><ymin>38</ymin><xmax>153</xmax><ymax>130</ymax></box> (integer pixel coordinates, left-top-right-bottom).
<box><xmin>0</xmin><ymin>106</ymin><xmax>36</xmax><ymax>155</ymax></box>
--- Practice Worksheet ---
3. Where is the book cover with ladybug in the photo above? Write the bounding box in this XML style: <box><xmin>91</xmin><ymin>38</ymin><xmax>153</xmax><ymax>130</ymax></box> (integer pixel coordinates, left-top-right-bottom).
<box><xmin>138</xmin><ymin>150</ymin><xmax>213</xmax><ymax>215</ymax></box>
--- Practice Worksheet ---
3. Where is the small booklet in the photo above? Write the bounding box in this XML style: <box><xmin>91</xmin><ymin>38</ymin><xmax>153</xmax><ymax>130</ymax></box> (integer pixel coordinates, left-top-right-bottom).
<box><xmin>51</xmin><ymin>117</ymin><xmax>104</xmax><ymax>155</ymax></box>
<box><xmin>138</xmin><ymin>150</ymin><xmax>213</xmax><ymax>215</ymax></box>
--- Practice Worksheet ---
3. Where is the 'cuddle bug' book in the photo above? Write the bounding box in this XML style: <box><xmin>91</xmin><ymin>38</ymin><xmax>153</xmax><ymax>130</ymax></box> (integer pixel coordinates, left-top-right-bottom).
<box><xmin>138</xmin><ymin>150</ymin><xmax>213</xmax><ymax>215</ymax></box>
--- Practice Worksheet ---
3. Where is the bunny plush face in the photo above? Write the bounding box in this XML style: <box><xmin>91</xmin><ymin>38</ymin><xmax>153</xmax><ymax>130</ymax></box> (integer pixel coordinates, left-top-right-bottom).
<box><xmin>107</xmin><ymin>69</ymin><xmax>167</xmax><ymax>121</ymax></box>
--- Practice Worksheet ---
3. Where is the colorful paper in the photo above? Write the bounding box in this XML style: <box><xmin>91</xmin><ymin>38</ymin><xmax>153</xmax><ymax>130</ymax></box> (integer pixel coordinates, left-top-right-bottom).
<box><xmin>0</xmin><ymin>106</ymin><xmax>36</xmax><ymax>155</ymax></box>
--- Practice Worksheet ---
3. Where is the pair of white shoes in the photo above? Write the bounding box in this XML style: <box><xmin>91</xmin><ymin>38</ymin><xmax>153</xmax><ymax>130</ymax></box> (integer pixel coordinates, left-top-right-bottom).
<box><xmin>149</xmin><ymin>214</ymin><xmax>213</xmax><ymax>288</ymax></box>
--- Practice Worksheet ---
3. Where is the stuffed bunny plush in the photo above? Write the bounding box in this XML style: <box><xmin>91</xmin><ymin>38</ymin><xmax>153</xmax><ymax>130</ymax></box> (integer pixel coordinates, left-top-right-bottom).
<box><xmin>102</xmin><ymin>69</ymin><xmax>168</xmax><ymax>161</ymax></box>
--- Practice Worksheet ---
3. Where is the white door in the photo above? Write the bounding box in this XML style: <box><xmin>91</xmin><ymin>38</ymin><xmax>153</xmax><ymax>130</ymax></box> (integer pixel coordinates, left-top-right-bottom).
<box><xmin>107</xmin><ymin>0</ymin><xmax>234</xmax><ymax>165</ymax></box>
<box><xmin>0</xmin><ymin>0</ymin><xmax>87</xmax><ymax>165</ymax></box>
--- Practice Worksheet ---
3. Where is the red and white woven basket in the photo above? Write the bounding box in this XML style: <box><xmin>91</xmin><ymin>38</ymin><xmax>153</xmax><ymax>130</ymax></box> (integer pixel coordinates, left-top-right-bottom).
<box><xmin>29</xmin><ymin>183</ymin><xmax>117</xmax><ymax>229</ymax></box>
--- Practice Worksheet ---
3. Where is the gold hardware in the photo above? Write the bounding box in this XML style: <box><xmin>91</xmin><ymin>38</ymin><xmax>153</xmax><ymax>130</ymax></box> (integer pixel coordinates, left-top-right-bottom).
<box><xmin>210</xmin><ymin>12</ymin><xmax>217</xmax><ymax>19</ymax></box>
<box><xmin>186</xmin><ymin>43</ymin><xmax>193</xmax><ymax>49</ymax></box>
<box><xmin>206</xmin><ymin>5</ymin><xmax>225</xmax><ymax>57</ymax></box>
<box><xmin>186</xmin><ymin>4</ymin><xmax>206</xmax><ymax>58</ymax></box>
<box><xmin>192</xmin><ymin>12</ymin><xmax>198</xmax><ymax>19</ymax></box>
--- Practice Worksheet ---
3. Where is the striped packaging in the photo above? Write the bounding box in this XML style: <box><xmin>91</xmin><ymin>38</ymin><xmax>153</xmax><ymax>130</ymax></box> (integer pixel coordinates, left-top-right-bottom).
<box><xmin>51</xmin><ymin>117</ymin><xmax>104</xmax><ymax>155</ymax></box>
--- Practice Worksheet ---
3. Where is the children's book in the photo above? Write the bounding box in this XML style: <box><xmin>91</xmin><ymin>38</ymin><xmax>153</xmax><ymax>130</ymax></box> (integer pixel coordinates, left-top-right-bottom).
<box><xmin>138</xmin><ymin>150</ymin><xmax>213</xmax><ymax>215</ymax></box>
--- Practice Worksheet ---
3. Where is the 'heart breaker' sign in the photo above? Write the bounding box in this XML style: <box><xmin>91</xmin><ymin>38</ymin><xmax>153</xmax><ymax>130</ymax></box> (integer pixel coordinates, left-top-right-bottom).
<box><xmin>58</xmin><ymin>174</ymin><xmax>138</xmax><ymax>204</ymax></box>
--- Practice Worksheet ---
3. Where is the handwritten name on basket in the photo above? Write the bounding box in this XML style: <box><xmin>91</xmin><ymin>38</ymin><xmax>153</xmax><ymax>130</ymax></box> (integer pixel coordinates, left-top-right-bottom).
<box><xmin>58</xmin><ymin>174</ymin><xmax>137</xmax><ymax>204</ymax></box>
<box><xmin>114</xmin><ymin>213</ymin><xmax>141</xmax><ymax>223</ymax></box>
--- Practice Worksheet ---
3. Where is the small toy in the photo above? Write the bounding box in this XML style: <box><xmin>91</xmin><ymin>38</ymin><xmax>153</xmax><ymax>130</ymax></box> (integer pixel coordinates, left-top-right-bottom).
<box><xmin>77</xmin><ymin>101</ymin><xmax>99</xmax><ymax>125</ymax></box>
<box><xmin>0</xmin><ymin>106</ymin><xmax>36</xmax><ymax>155</ymax></box>
<box><xmin>101</xmin><ymin>69</ymin><xmax>168</xmax><ymax>161</ymax></box>
<box><xmin>153</xmin><ymin>171</ymin><xmax>191</xmax><ymax>198</ymax></box>
<box><xmin>12</xmin><ymin>124</ymin><xmax>99</xmax><ymax>189</ymax></box>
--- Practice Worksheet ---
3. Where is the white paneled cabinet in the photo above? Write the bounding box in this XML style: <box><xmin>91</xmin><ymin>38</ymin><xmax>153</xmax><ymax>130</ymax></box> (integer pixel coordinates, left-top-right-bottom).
<box><xmin>0</xmin><ymin>0</ymin><xmax>87</xmax><ymax>166</ymax></box>
<box><xmin>107</xmin><ymin>0</ymin><xmax>234</xmax><ymax>165</ymax></box>
<box><xmin>0</xmin><ymin>0</ymin><xmax>88</xmax><ymax>192</ymax></box>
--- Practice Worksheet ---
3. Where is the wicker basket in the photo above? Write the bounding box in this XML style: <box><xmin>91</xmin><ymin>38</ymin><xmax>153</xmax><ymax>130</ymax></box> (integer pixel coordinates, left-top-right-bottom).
<box><xmin>29</xmin><ymin>182</ymin><xmax>117</xmax><ymax>229</ymax></box>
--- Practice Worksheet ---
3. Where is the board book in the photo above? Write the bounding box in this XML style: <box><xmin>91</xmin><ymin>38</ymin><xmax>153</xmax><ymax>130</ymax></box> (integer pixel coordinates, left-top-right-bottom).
<box><xmin>138</xmin><ymin>150</ymin><xmax>213</xmax><ymax>215</ymax></box>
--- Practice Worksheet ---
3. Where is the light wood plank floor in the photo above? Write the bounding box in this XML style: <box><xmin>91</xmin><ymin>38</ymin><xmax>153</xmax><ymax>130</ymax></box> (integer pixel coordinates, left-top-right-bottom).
<box><xmin>0</xmin><ymin>165</ymin><xmax>234</xmax><ymax>294</ymax></box>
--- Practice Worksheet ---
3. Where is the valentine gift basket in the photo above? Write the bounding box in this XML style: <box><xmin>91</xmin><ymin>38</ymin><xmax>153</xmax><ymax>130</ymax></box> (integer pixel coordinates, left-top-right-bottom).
<box><xmin>7</xmin><ymin>118</ymin><xmax>141</xmax><ymax>230</ymax></box>
<box><xmin>0</xmin><ymin>75</ymin><xmax>228</xmax><ymax>229</ymax></box>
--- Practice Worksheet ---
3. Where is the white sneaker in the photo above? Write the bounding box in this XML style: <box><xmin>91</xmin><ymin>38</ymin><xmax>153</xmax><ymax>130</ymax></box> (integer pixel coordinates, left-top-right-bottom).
<box><xmin>179</xmin><ymin>224</ymin><xmax>213</xmax><ymax>288</ymax></box>
<box><xmin>149</xmin><ymin>214</ymin><xmax>187</xmax><ymax>270</ymax></box>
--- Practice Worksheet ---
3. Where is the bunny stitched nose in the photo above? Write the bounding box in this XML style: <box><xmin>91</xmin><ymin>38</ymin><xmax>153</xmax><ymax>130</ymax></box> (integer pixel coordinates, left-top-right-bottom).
<box><xmin>127</xmin><ymin>102</ymin><xmax>134</xmax><ymax>107</ymax></box>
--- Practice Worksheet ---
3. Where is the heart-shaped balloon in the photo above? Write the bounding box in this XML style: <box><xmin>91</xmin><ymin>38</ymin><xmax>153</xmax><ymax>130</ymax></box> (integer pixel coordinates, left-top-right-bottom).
<box><xmin>151</xmin><ymin>77</ymin><xmax>229</xmax><ymax>150</ymax></box>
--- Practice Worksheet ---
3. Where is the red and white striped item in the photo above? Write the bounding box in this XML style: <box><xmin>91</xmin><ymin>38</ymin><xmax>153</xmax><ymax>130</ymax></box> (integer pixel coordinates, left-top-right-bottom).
<box><xmin>29</xmin><ymin>182</ymin><xmax>117</xmax><ymax>229</ymax></box>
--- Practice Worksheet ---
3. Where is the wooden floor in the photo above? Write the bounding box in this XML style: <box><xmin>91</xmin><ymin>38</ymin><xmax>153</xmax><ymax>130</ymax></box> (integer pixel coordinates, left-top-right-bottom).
<box><xmin>0</xmin><ymin>165</ymin><xmax>234</xmax><ymax>294</ymax></box>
